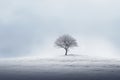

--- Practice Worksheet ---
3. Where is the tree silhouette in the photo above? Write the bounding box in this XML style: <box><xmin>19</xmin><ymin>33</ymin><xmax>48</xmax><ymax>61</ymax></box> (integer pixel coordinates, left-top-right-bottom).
<box><xmin>55</xmin><ymin>34</ymin><xmax>78</xmax><ymax>55</ymax></box>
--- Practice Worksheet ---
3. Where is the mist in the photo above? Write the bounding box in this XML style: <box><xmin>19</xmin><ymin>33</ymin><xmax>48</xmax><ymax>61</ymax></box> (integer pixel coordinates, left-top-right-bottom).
<box><xmin>0</xmin><ymin>0</ymin><xmax>120</xmax><ymax>58</ymax></box>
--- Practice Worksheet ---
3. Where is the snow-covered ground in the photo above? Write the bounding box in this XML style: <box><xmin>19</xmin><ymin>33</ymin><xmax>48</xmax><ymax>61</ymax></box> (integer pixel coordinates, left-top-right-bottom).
<box><xmin>0</xmin><ymin>54</ymin><xmax>120</xmax><ymax>80</ymax></box>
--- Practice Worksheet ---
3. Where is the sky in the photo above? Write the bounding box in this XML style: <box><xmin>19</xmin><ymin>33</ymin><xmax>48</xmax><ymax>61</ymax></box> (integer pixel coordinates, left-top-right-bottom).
<box><xmin>0</xmin><ymin>0</ymin><xmax>120</xmax><ymax>58</ymax></box>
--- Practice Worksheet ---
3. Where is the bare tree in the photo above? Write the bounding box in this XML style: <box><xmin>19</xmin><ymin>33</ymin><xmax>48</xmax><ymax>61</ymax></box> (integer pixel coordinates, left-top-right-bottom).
<box><xmin>55</xmin><ymin>34</ymin><xmax>78</xmax><ymax>55</ymax></box>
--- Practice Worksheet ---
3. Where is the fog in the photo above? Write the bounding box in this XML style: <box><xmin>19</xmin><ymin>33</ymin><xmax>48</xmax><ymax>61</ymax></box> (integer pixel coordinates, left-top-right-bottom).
<box><xmin>0</xmin><ymin>0</ymin><xmax>120</xmax><ymax>58</ymax></box>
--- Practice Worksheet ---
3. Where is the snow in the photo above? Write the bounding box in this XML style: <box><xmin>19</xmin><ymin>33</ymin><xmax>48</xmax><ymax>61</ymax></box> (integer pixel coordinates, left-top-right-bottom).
<box><xmin>0</xmin><ymin>54</ymin><xmax>120</xmax><ymax>73</ymax></box>
<box><xmin>0</xmin><ymin>54</ymin><xmax>120</xmax><ymax>80</ymax></box>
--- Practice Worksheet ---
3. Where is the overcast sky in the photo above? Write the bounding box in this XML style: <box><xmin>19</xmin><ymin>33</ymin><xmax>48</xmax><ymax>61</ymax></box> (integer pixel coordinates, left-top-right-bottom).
<box><xmin>0</xmin><ymin>0</ymin><xmax>120</xmax><ymax>58</ymax></box>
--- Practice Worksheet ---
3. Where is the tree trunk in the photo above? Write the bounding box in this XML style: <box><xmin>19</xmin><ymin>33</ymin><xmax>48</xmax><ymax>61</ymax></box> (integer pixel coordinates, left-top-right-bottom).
<box><xmin>65</xmin><ymin>48</ymin><xmax>68</xmax><ymax>55</ymax></box>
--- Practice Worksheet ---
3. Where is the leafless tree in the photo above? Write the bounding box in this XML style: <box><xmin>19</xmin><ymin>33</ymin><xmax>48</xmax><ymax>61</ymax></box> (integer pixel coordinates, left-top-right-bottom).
<box><xmin>55</xmin><ymin>34</ymin><xmax>78</xmax><ymax>55</ymax></box>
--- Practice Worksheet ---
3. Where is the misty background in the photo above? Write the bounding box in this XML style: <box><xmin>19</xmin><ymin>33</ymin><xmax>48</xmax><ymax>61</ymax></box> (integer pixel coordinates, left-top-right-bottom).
<box><xmin>0</xmin><ymin>0</ymin><xmax>120</xmax><ymax>58</ymax></box>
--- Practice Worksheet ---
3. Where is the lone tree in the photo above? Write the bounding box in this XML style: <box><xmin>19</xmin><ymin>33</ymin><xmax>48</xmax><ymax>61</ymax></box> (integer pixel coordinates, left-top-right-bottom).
<box><xmin>55</xmin><ymin>34</ymin><xmax>78</xmax><ymax>55</ymax></box>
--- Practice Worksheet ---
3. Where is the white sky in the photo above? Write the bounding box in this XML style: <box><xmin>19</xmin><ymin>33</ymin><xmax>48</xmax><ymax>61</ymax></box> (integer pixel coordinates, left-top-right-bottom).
<box><xmin>0</xmin><ymin>0</ymin><xmax>120</xmax><ymax>58</ymax></box>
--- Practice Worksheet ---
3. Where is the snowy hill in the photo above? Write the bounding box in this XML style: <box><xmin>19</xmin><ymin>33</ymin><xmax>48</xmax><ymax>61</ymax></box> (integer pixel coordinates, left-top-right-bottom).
<box><xmin>0</xmin><ymin>54</ymin><xmax>120</xmax><ymax>80</ymax></box>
